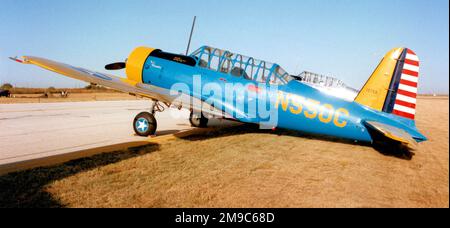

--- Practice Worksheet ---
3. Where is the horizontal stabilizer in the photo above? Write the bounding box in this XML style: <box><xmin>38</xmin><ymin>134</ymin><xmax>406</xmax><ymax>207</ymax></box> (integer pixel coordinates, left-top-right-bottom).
<box><xmin>364</xmin><ymin>121</ymin><xmax>417</xmax><ymax>145</ymax></box>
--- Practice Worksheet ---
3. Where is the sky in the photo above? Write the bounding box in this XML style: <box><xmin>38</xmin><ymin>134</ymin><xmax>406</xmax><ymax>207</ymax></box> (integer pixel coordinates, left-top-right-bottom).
<box><xmin>0</xmin><ymin>0</ymin><xmax>448</xmax><ymax>94</ymax></box>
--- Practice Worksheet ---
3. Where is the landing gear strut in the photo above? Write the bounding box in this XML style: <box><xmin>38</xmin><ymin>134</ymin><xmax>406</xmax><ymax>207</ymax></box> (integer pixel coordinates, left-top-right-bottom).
<box><xmin>133</xmin><ymin>100</ymin><xmax>164</xmax><ymax>137</ymax></box>
<box><xmin>189</xmin><ymin>110</ymin><xmax>208</xmax><ymax>128</ymax></box>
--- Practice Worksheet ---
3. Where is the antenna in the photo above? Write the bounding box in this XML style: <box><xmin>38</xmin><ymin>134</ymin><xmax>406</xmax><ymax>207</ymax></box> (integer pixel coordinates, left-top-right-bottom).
<box><xmin>185</xmin><ymin>16</ymin><xmax>197</xmax><ymax>55</ymax></box>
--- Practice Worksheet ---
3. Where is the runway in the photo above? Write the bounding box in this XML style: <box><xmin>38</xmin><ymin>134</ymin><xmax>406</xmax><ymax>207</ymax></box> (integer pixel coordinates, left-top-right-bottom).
<box><xmin>0</xmin><ymin>100</ymin><xmax>192</xmax><ymax>169</ymax></box>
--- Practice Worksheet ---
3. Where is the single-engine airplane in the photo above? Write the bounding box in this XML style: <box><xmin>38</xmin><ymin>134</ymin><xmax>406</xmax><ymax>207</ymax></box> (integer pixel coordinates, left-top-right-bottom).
<box><xmin>11</xmin><ymin>45</ymin><xmax>426</xmax><ymax>147</ymax></box>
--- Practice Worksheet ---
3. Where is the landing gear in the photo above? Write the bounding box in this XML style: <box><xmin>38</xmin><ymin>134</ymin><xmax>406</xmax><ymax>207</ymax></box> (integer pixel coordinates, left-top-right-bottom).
<box><xmin>189</xmin><ymin>110</ymin><xmax>208</xmax><ymax>128</ymax></box>
<box><xmin>133</xmin><ymin>112</ymin><xmax>157</xmax><ymax>136</ymax></box>
<box><xmin>133</xmin><ymin>100</ymin><xmax>163</xmax><ymax>137</ymax></box>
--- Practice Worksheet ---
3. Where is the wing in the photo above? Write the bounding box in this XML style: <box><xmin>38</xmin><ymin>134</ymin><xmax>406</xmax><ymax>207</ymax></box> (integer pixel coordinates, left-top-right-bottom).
<box><xmin>14</xmin><ymin>56</ymin><xmax>173</xmax><ymax>103</ymax></box>
<box><xmin>11</xmin><ymin>56</ymin><xmax>233</xmax><ymax>119</ymax></box>
<box><xmin>364</xmin><ymin>120</ymin><xmax>417</xmax><ymax>145</ymax></box>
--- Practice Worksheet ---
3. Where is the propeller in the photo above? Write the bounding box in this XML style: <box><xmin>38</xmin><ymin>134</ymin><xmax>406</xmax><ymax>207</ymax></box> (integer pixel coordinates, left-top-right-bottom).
<box><xmin>105</xmin><ymin>62</ymin><xmax>126</xmax><ymax>70</ymax></box>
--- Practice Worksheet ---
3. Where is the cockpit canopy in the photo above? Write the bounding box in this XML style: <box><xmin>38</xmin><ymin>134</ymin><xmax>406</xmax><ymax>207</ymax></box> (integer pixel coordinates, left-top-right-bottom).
<box><xmin>190</xmin><ymin>46</ymin><xmax>293</xmax><ymax>85</ymax></box>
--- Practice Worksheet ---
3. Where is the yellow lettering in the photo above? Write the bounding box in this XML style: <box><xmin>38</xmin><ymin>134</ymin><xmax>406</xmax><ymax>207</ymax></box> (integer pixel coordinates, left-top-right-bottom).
<box><xmin>289</xmin><ymin>95</ymin><xmax>304</xmax><ymax>115</ymax></box>
<box><xmin>334</xmin><ymin>108</ymin><xmax>349</xmax><ymax>128</ymax></box>
<box><xmin>276</xmin><ymin>93</ymin><xmax>347</xmax><ymax>128</ymax></box>
<box><xmin>276</xmin><ymin>92</ymin><xmax>290</xmax><ymax>111</ymax></box>
<box><xmin>319</xmin><ymin>104</ymin><xmax>334</xmax><ymax>123</ymax></box>
<box><xmin>304</xmin><ymin>99</ymin><xmax>320</xmax><ymax>119</ymax></box>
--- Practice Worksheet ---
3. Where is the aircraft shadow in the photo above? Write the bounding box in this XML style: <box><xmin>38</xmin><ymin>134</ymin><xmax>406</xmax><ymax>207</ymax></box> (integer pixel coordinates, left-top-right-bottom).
<box><xmin>175</xmin><ymin>124</ymin><xmax>415</xmax><ymax>160</ymax></box>
<box><xmin>0</xmin><ymin>143</ymin><xmax>160</xmax><ymax>208</ymax></box>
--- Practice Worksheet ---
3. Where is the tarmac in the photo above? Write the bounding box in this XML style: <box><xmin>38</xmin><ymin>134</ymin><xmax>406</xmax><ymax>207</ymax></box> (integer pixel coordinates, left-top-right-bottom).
<box><xmin>0</xmin><ymin>100</ymin><xmax>193</xmax><ymax>174</ymax></box>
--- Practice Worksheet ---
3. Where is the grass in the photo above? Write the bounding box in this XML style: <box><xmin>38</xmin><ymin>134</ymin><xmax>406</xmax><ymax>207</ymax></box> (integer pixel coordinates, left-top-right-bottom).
<box><xmin>0</xmin><ymin>97</ymin><xmax>448</xmax><ymax>208</ymax></box>
<box><xmin>1</xmin><ymin>124</ymin><xmax>447</xmax><ymax>208</ymax></box>
<box><xmin>0</xmin><ymin>145</ymin><xmax>159</xmax><ymax>208</ymax></box>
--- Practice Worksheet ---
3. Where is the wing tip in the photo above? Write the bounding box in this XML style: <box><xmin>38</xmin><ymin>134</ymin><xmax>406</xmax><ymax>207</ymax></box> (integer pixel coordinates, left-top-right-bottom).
<box><xmin>9</xmin><ymin>56</ymin><xmax>28</xmax><ymax>64</ymax></box>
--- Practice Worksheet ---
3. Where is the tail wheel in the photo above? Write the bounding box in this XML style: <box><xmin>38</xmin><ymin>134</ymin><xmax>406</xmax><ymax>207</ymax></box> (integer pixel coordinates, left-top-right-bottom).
<box><xmin>189</xmin><ymin>111</ymin><xmax>208</xmax><ymax>128</ymax></box>
<box><xmin>133</xmin><ymin>112</ymin><xmax>157</xmax><ymax>136</ymax></box>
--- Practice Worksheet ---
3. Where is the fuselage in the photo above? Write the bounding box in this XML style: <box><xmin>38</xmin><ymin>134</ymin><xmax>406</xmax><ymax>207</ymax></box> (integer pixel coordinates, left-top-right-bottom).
<box><xmin>141</xmin><ymin>53</ymin><xmax>426</xmax><ymax>143</ymax></box>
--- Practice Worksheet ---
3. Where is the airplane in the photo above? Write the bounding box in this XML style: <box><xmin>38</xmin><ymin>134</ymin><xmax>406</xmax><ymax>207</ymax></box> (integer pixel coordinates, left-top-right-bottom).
<box><xmin>10</xmin><ymin>45</ymin><xmax>427</xmax><ymax>147</ymax></box>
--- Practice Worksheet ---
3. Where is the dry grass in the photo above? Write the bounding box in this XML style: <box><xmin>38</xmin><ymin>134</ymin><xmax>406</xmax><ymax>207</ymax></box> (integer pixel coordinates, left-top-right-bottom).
<box><xmin>0</xmin><ymin>87</ymin><xmax>140</xmax><ymax>104</ymax></box>
<box><xmin>0</xmin><ymin>97</ymin><xmax>448</xmax><ymax>208</ymax></box>
<box><xmin>8</xmin><ymin>87</ymin><xmax>118</xmax><ymax>94</ymax></box>
<box><xmin>0</xmin><ymin>92</ymin><xmax>141</xmax><ymax>104</ymax></box>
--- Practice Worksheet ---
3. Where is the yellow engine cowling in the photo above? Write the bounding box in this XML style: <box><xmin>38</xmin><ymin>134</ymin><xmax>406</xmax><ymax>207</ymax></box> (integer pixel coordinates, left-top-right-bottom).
<box><xmin>126</xmin><ymin>46</ymin><xmax>158</xmax><ymax>83</ymax></box>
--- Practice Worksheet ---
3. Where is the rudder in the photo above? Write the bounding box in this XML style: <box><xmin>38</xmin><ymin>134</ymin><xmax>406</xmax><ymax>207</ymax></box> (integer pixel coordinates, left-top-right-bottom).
<box><xmin>355</xmin><ymin>48</ymin><xmax>420</xmax><ymax>121</ymax></box>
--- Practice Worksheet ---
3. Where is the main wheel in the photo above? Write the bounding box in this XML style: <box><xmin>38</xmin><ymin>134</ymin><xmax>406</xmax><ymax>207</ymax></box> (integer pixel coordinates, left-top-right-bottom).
<box><xmin>189</xmin><ymin>111</ymin><xmax>208</xmax><ymax>128</ymax></box>
<box><xmin>133</xmin><ymin>112</ymin><xmax>157</xmax><ymax>137</ymax></box>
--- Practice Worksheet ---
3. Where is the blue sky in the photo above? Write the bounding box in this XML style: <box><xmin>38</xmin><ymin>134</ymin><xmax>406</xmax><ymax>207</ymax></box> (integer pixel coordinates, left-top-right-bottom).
<box><xmin>0</xmin><ymin>0</ymin><xmax>448</xmax><ymax>94</ymax></box>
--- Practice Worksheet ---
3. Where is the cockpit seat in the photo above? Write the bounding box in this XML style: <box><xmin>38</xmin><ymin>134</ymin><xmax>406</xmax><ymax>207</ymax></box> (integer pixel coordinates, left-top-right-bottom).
<box><xmin>199</xmin><ymin>59</ymin><xmax>208</xmax><ymax>68</ymax></box>
<box><xmin>231</xmin><ymin>67</ymin><xmax>251</xmax><ymax>80</ymax></box>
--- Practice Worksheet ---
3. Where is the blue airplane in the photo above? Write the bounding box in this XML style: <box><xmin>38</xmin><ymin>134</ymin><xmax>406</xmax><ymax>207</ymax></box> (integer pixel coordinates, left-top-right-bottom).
<box><xmin>11</xmin><ymin>45</ymin><xmax>426</xmax><ymax>147</ymax></box>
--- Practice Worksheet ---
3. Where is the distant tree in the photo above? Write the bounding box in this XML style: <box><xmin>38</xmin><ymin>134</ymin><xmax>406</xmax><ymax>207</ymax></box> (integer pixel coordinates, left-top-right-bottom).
<box><xmin>85</xmin><ymin>84</ymin><xmax>106</xmax><ymax>90</ymax></box>
<box><xmin>1</xmin><ymin>83</ymin><xmax>13</xmax><ymax>90</ymax></box>
<box><xmin>85</xmin><ymin>84</ymin><xmax>95</xmax><ymax>90</ymax></box>
<box><xmin>48</xmin><ymin>86</ymin><xmax>56</xmax><ymax>91</ymax></box>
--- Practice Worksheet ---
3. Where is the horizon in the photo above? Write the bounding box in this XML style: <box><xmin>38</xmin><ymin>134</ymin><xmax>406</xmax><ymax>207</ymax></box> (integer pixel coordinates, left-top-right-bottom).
<box><xmin>1</xmin><ymin>0</ymin><xmax>449</xmax><ymax>94</ymax></box>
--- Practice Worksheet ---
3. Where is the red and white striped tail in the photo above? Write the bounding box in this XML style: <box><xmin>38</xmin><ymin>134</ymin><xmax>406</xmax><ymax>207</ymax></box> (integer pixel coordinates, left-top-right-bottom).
<box><xmin>393</xmin><ymin>49</ymin><xmax>419</xmax><ymax>120</ymax></box>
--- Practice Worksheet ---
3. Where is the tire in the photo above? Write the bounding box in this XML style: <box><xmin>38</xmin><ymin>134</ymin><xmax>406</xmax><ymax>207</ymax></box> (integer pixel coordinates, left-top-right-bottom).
<box><xmin>133</xmin><ymin>112</ymin><xmax>157</xmax><ymax>137</ymax></box>
<box><xmin>189</xmin><ymin>111</ymin><xmax>208</xmax><ymax>128</ymax></box>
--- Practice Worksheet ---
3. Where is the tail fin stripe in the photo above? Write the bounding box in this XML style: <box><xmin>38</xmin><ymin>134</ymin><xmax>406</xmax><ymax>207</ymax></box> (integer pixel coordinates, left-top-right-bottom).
<box><xmin>396</xmin><ymin>94</ymin><xmax>417</xmax><ymax>104</ymax></box>
<box><xmin>393</xmin><ymin>110</ymin><xmax>415</xmax><ymax>119</ymax></box>
<box><xmin>394</xmin><ymin>104</ymin><xmax>416</xmax><ymax>115</ymax></box>
<box><xmin>397</xmin><ymin>89</ymin><xmax>417</xmax><ymax>98</ymax></box>
<box><xmin>395</xmin><ymin>99</ymin><xmax>416</xmax><ymax>109</ymax></box>
<box><xmin>406</xmin><ymin>53</ymin><xmax>419</xmax><ymax>61</ymax></box>
<box><xmin>404</xmin><ymin>59</ymin><xmax>419</xmax><ymax>66</ymax></box>
<box><xmin>394</xmin><ymin>48</ymin><xmax>419</xmax><ymax>120</ymax></box>
<box><xmin>406</xmin><ymin>49</ymin><xmax>416</xmax><ymax>55</ymax></box>
<box><xmin>402</xmin><ymin>69</ymin><xmax>419</xmax><ymax>77</ymax></box>
<box><xmin>398</xmin><ymin>84</ymin><xmax>418</xmax><ymax>93</ymax></box>
<box><xmin>403</xmin><ymin>63</ymin><xmax>420</xmax><ymax>72</ymax></box>
<box><xmin>400</xmin><ymin>79</ymin><xmax>417</xmax><ymax>87</ymax></box>
<box><xmin>401</xmin><ymin>74</ymin><xmax>419</xmax><ymax>83</ymax></box>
